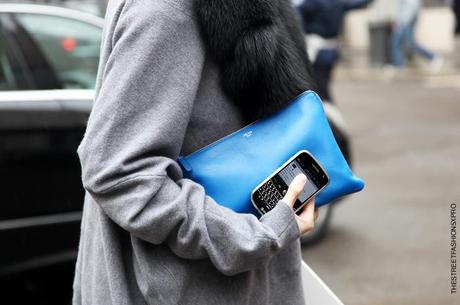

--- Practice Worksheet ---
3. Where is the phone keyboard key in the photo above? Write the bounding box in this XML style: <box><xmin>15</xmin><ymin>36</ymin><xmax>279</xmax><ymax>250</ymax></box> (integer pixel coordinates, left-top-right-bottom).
<box><xmin>257</xmin><ymin>180</ymin><xmax>283</xmax><ymax>212</ymax></box>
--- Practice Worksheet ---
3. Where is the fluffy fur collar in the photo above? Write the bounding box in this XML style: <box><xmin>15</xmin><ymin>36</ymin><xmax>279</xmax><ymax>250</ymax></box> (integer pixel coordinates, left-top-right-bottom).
<box><xmin>194</xmin><ymin>0</ymin><xmax>316</xmax><ymax>123</ymax></box>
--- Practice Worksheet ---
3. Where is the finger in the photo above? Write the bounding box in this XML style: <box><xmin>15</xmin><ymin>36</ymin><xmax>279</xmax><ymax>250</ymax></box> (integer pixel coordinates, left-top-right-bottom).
<box><xmin>314</xmin><ymin>208</ymin><xmax>319</xmax><ymax>222</ymax></box>
<box><xmin>300</xmin><ymin>197</ymin><xmax>316</xmax><ymax>216</ymax></box>
<box><xmin>297</xmin><ymin>198</ymin><xmax>316</xmax><ymax>220</ymax></box>
<box><xmin>282</xmin><ymin>174</ymin><xmax>307</xmax><ymax>208</ymax></box>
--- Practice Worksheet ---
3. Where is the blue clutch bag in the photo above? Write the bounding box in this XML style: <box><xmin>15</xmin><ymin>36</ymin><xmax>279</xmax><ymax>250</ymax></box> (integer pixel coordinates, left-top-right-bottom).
<box><xmin>178</xmin><ymin>91</ymin><xmax>364</xmax><ymax>216</ymax></box>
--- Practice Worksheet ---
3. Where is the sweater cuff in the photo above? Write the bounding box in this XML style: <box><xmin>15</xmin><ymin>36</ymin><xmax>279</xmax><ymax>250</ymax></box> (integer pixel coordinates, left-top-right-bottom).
<box><xmin>259</xmin><ymin>200</ymin><xmax>300</xmax><ymax>243</ymax></box>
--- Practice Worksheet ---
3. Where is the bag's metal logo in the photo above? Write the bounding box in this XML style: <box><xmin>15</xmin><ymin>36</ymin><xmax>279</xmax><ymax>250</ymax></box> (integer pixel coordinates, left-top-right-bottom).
<box><xmin>243</xmin><ymin>131</ymin><xmax>252</xmax><ymax>138</ymax></box>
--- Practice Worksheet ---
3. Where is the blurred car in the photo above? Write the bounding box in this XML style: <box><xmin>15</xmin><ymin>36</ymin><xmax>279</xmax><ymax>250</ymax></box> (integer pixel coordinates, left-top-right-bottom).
<box><xmin>0</xmin><ymin>3</ymin><xmax>102</xmax><ymax>303</ymax></box>
<box><xmin>0</xmin><ymin>3</ymin><xmax>103</xmax><ymax>90</ymax></box>
<box><xmin>0</xmin><ymin>2</ymin><xmax>353</xmax><ymax>303</ymax></box>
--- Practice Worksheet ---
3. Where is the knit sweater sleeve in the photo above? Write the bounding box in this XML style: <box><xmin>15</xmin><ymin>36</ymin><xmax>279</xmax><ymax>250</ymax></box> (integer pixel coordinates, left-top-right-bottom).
<box><xmin>77</xmin><ymin>0</ymin><xmax>300</xmax><ymax>276</ymax></box>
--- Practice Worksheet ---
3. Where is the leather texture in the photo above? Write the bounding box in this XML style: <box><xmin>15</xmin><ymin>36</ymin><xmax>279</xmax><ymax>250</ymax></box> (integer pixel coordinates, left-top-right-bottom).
<box><xmin>178</xmin><ymin>91</ymin><xmax>365</xmax><ymax>216</ymax></box>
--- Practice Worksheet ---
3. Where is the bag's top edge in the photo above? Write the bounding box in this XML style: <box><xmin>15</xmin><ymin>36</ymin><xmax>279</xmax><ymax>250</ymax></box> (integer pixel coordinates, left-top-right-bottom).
<box><xmin>179</xmin><ymin>90</ymin><xmax>319</xmax><ymax>159</ymax></box>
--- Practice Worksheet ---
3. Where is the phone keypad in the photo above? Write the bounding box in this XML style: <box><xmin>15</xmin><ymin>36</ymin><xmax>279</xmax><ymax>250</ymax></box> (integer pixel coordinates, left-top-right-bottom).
<box><xmin>257</xmin><ymin>180</ymin><xmax>283</xmax><ymax>212</ymax></box>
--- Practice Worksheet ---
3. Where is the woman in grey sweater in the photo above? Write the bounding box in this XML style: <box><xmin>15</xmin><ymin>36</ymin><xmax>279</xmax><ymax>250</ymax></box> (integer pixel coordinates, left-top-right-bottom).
<box><xmin>73</xmin><ymin>0</ymin><xmax>319</xmax><ymax>304</ymax></box>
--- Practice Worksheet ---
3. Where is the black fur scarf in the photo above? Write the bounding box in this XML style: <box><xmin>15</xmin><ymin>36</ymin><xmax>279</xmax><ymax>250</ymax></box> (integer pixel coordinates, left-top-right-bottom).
<box><xmin>194</xmin><ymin>0</ymin><xmax>316</xmax><ymax>123</ymax></box>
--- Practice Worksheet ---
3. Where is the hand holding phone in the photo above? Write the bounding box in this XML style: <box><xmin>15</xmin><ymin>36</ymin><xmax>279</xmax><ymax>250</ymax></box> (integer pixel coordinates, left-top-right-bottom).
<box><xmin>281</xmin><ymin>174</ymin><xmax>319</xmax><ymax>235</ymax></box>
<box><xmin>251</xmin><ymin>150</ymin><xmax>329</xmax><ymax>215</ymax></box>
<box><xmin>251</xmin><ymin>150</ymin><xmax>328</xmax><ymax>235</ymax></box>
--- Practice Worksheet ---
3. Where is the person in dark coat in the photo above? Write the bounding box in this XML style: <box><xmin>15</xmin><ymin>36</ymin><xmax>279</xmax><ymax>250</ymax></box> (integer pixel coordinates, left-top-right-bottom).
<box><xmin>454</xmin><ymin>0</ymin><xmax>460</xmax><ymax>35</ymax></box>
<box><xmin>296</xmin><ymin>0</ymin><xmax>372</xmax><ymax>102</ymax></box>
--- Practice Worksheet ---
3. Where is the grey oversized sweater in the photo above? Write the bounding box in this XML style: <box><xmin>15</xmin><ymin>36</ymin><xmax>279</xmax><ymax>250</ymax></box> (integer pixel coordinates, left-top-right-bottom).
<box><xmin>72</xmin><ymin>0</ymin><xmax>306</xmax><ymax>304</ymax></box>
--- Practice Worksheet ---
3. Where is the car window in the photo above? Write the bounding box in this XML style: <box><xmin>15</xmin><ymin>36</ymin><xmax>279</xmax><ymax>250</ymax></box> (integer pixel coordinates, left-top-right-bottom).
<box><xmin>14</xmin><ymin>13</ymin><xmax>101</xmax><ymax>89</ymax></box>
<box><xmin>0</xmin><ymin>27</ymin><xmax>22</xmax><ymax>90</ymax></box>
<box><xmin>0</xmin><ymin>32</ymin><xmax>12</xmax><ymax>90</ymax></box>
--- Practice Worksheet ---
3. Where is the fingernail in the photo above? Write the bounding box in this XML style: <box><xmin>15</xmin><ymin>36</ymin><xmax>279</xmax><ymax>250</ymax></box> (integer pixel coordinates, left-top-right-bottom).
<box><xmin>299</xmin><ymin>174</ymin><xmax>307</xmax><ymax>183</ymax></box>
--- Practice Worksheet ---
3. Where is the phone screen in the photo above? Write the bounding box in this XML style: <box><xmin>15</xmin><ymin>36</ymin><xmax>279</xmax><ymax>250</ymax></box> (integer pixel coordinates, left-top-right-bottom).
<box><xmin>278</xmin><ymin>159</ymin><xmax>319</xmax><ymax>203</ymax></box>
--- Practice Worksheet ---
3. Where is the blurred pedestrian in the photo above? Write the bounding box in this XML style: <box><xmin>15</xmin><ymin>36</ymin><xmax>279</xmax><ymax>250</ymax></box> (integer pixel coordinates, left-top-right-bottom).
<box><xmin>454</xmin><ymin>0</ymin><xmax>460</xmax><ymax>35</ymax></box>
<box><xmin>390</xmin><ymin>0</ymin><xmax>443</xmax><ymax>71</ymax></box>
<box><xmin>296</xmin><ymin>0</ymin><xmax>372</xmax><ymax>102</ymax></box>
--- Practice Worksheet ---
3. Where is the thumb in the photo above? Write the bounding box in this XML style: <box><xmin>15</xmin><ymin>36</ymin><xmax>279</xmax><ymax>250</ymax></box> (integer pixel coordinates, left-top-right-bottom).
<box><xmin>282</xmin><ymin>174</ymin><xmax>307</xmax><ymax>208</ymax></box>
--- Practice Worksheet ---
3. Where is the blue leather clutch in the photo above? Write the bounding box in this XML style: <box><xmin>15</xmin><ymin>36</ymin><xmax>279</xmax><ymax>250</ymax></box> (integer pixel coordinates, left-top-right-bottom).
<box><xmin>178</xmin><ymin>91</ymin><xmax>364</xmax><ymax>216</ymax></box>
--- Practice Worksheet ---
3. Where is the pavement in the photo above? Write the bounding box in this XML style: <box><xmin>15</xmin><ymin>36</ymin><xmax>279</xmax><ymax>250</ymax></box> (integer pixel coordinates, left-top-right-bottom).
<box><xmin>301</xmin><ymin>72</ymin><xmax>460</xmax><ymax>305</ymax></box>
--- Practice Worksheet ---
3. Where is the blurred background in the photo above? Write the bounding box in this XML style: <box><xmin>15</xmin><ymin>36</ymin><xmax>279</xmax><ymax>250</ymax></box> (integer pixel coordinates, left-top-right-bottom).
<box><xmin>0</xmin><ymin>0</ymin><xmax>458</xmax><ymax>304</ymax></box>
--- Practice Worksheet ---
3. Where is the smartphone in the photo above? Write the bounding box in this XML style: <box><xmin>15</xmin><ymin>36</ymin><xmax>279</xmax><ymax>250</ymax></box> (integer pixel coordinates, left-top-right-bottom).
<box><xmin>251</xmin><ymin>150</ymin><xmax>329</xmax><ymax>216</ymax></box>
